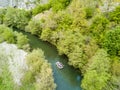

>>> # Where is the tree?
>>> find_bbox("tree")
[84,7,95,19]
[112,60,120,76]
[67,0,87,31]
[0,8,6,24]
[102,26,120,56]
[34,60,56,90]
[0,25,15,43]
[90,15,109,40]
[81,49,111,90]
[50,0,71,12]
[3,7,31,30]
[109,6,120,24]
[0,46,15,90]
[40,11,73,44]
[2,29,15,43]
[16,33,29,48]
[21,49,56,90]
[109,58,120,90]
[32,3,51,15]
[25,19,42,35]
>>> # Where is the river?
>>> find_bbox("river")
[0,0,82,89]
[18,30,82,90]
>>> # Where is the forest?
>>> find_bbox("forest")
[0,0,120,90]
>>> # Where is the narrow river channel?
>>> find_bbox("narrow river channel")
[0,0,82,87]
[18,30,82,90]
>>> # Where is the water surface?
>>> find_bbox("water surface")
[0,0,82,89]
[20,31,82,90]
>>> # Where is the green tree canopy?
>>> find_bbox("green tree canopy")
[81,49,111,90]
[109,6,120,24]
[3,7,31,30]
[21,49,56,90]
[16,32,29,49]
[50,0,71,12]
[102,26,120,56]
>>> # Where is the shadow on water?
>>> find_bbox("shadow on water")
[17,30,82,90]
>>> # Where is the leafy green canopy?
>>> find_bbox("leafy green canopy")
[102,26,120,56]
[84,7,95,19]
[0,25,29,49]
[50,0,72,11]
[90,15,109,39]
[21,49,56,90]
[32,3,51,15]
[0,8,6,24]
[81,49,111,90]
[16,0,120,90]
[25,19,42,35]
[109,6,120,24]
[3,7,31,30]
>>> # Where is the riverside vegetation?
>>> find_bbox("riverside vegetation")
[0,0,120,90]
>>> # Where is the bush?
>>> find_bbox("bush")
[102,26,120,56]
[2,29,15,43]
[32,3,51,15]
[81,49,111,90]
[109,6,120,24]
[0,8,6,24]
[85,7,95,19]
[50,0,71,12]
[0,25,29,49]
[90,15,109,43]
[25,19,42,35]
[21,49,56,90]
[0,25,15,43]
[3,7,31,30]
[16,32,29,49]
[0,49,15,90]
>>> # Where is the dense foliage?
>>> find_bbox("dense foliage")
[0,0,120,90]
[32,3,51,15]
[102,26,120,56]
[0,25,29,50]
[25,0,120,90]
[0,48,14,90]
[109,6,120,24]
[84,7,95,19]
[81,49,111,90]
[3,8,31,30]
[32,0,72,16]
[49,0,71,12]
[0,8,6,24]
[21,49,56,90]
[25,19,42,35]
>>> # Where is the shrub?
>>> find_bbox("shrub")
[81,49,111,90]
[25,19,42,35]
[0,25,29,49]
[0,25,15,43]
[85,7,95,19]
[102,26,120,56]
[16,33,29,49]
[50,0,71,12]
[32,3,51,15]
[0,8,6,24]
[109,6,120,24]
[90,15,109,43]
[3,7,31,30]
[21,49,56,90]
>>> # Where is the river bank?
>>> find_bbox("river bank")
[17,30,82,90]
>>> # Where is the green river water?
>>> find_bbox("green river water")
[0,1,82,89]
[17,30,82,90]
